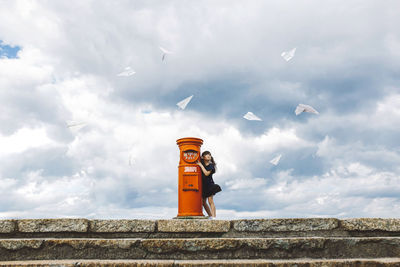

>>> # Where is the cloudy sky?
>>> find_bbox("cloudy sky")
[1,0,400,219]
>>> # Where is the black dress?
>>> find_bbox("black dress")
[201,163,222,198]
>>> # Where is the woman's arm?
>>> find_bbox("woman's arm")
[197,161,211,176]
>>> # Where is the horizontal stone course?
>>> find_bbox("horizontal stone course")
[1,237,400,260]
[1,259,400,267]
[0,218,399,237]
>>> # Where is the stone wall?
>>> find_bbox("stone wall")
[1,218,400,238]
[1,218,400,264]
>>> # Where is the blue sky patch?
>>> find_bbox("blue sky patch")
[0,40,21,59]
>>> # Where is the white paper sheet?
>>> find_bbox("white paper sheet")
[295,103,319,116]
[270,154,282,166]
[117,66,136,76]
[243,111,262,121]
[160,46,173,61]
[66,121,87,132]
[177,95,193,110]
[281,47,296,62]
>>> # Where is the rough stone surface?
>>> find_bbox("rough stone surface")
[0,238,144,261]
[142,238,241,254]
[90,220,156,233]
[45,238,141,250]
[0,260,174,266]
[1,259,400,267]
[3,218,400,237]
[141,237,400,259]
[175,258,400,267]
[233,218,339,232]
[0,221,15,234]
[2,218,400,263]
[157,219,230,232]
[17,219,88,233]
[341,218,400,232]
[141,237,328,255]
[1,237,400,261]
[0,239,43,250]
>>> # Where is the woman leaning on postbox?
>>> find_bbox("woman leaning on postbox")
[197,151,221,219]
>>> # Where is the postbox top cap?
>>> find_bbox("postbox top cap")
[176,137,203,145]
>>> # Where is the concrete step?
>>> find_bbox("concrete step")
[1,259,400,266]
[2,218,400,239]
[1,237,400,261]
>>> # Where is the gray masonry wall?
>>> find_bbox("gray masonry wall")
[1,218,400,263]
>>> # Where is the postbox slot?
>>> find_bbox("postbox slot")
[183,174,199,191]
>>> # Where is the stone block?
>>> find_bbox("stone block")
[89,220,156,233]
[157,219,230,232]
[17,219,88,233]
[142,238,241,253]
[0,220,15,233]
[233,218,339,232]
[341,218,400,231]
[0,239,43,250]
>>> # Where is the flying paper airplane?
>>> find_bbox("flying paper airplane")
[270,154,282,166]
[281,48,296,62]
[66,121,87,132]
[295,104,319,116]
[243,112,262,121]
[117,67,136,77]
[129,154,136,166]
[177,95,193,110]
[160,46,173,61]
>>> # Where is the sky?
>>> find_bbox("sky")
[1,0,400,219]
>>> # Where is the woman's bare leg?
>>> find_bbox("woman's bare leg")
[207,196,216,217]
[202,198,212,217]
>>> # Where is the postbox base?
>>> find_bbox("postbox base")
[173,215,209,219]
[177,211,204,217]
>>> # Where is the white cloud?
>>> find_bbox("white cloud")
[373,93,400,128]
[1,0,400,219]
[226,177,267,191]
[0,127,56,156]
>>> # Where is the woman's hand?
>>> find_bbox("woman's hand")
[197,161,211,176]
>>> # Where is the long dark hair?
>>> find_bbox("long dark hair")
[201,151,217,172]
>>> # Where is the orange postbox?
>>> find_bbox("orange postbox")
[176,137,205,217]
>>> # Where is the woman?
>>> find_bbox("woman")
[197,151,221,218]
